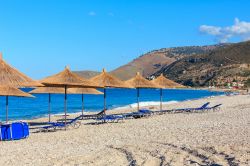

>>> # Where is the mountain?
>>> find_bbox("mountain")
[110,44,228,80]
[152,41,250,87]
[74,44,229,81]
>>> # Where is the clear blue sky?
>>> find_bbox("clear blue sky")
[0,0,249,79]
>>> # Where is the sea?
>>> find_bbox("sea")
[0,88,223,121]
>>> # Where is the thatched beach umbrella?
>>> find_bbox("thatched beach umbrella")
[151,74,185,111]
[0,85,34,123]
[0,53,41,123]
[125,72,161,111]
[29,87,65,122]
[90,69,131,113]
[0,53,43,87]
[67,88,103,119]
[40,67,101,129]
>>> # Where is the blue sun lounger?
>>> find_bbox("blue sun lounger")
[40,116,81,132]
[172,102,211,112]
[121,110,152,119]
[96,115,124,123]
[188,103,222,112]
[82,110,106,119]
[205,104,222,111]
[154,102,210,114]
[139,109,154,115]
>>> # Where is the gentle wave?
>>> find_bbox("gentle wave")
[112,100,179,110]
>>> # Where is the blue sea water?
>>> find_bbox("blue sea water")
[0,88,222,121]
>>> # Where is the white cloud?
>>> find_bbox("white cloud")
[199,18,250,43]
[88,11,96,16]
[199,25,222,36]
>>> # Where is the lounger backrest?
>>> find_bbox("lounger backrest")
[97,110,105,116]
[69,116,81,123]
[200,102,210,109]
[212,104,222,108]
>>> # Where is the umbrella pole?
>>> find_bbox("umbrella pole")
[137,88,140,111]
[104,88,106,114]
[160,88,163,111]
[81,94,84,120]
[64,85,67,130]
[48,93,51,122]
[6,96,8,123]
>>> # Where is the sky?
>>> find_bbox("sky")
[0,0,250,79]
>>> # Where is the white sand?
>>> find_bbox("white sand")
[0,95,250,165]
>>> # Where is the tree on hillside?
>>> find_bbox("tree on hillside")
[245,78,250,88]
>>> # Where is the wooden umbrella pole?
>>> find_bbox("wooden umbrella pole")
[48,93,51,122]
[160,88,163,111]
[6,96,9,123]
[64,85,67,130]
[137,88,140,111]
[104,88,106,114]
[81,94,84,120]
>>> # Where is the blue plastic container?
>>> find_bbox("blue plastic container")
[23,122,29,138]
[0,124,12,141]
[0,122,29,141]
[12,122,25,140]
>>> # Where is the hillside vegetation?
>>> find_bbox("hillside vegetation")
[153,41,250,87]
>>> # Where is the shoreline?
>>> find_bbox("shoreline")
[24,94,229,126]
[6,93,224,123]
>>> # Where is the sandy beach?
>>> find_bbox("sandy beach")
[0,94,250,166]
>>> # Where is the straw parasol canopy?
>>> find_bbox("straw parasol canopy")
[125,72,161,89]
[0,86,34,97]
[151,74,185,89]
[68,88,103,95]
[0,85,34,123]
[0,53,43,87]
[30,87,66,94]
[29,87,103,94]
[90,68,131,112]
[125,72,161,111]
[40,66,100,88]
[90,69,130,88]
[151,74,185,111]
[40,67,101,129]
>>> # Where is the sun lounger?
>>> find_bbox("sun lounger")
[40,115,81,132]
[172,102,210,113]
[82,110,106,119]
[96,115,124,123]
[205,104,222,111]
[154,102,210,114]
[122,110,151,119]
[139,109,155,115]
